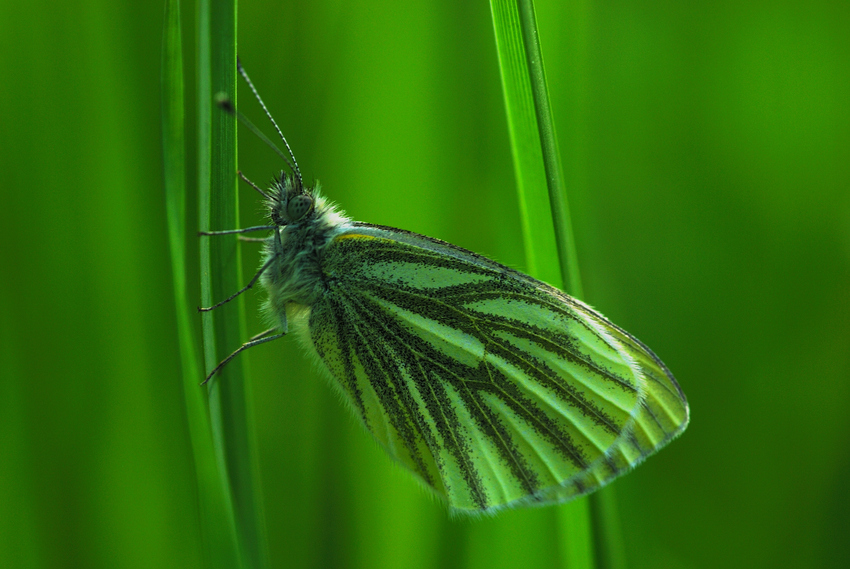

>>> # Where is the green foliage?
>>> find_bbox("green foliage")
[197,1,268,567]
[1,1,849,569]
[164,1,244,568]
[491,1,594,566]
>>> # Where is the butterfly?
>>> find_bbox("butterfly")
[202,62,689,515]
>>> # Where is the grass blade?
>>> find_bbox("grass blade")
[490,0,598,567]
[590,488,628,569]
[515,0,583,299]
[197,0,269,567]
[162,0,242,567]
[489,0,563,289]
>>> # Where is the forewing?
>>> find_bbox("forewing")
[307,224,689,514]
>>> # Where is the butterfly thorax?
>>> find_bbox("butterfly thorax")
[260,181,351,331]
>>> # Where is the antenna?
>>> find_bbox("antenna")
[237,58,303,186]
[215,93,297,174]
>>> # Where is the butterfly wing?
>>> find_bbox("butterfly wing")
[304,223,689,514]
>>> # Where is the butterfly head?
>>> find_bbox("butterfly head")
[269,171,315,226]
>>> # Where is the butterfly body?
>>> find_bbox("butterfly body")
[260,178,343,328]
[253,171,689,515]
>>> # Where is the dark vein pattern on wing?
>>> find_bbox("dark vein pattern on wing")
[313,236,667,507]
[336,286,493,508]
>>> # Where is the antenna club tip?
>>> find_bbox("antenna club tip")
[215,92,235,113]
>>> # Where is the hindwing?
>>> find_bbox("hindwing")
[306,223,688,514]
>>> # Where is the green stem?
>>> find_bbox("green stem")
[198,0,269,567]
[162,1,242,567]
[516,0,583,300]
[515,2,626,568]
[589,490,628,569]
[491,0,595,566]
[491,0,631,567]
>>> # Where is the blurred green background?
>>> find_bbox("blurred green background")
[2,0,848,568]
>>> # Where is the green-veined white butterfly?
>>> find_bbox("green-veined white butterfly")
[203,62,689,515]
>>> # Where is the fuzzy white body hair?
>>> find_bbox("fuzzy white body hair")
[260,190,351,335]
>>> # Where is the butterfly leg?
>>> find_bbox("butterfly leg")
[202,327,285,384]
[237,170,274,200]
[198,254,277,312]
[198,170,280,237]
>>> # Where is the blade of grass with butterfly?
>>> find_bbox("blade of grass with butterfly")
[204,52,688,520]
[192,2,687,568]
[490,1,687,567]
[489,0,597,562]
[162,0,245,568]
[196,0,269,568]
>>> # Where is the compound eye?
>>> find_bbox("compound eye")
[286,194,313,221]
